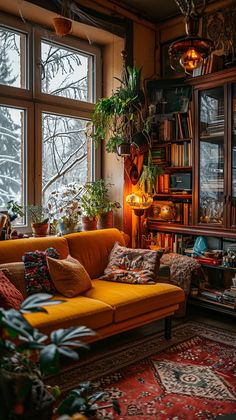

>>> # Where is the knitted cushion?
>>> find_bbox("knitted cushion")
[22,247,59,295]
[0,270,24,309]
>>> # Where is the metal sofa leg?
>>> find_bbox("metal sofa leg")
[165,316,172,340]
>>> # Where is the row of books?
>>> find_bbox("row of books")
[170,142,192,167]
[155,174,169,193]
[199,287,236,308]
[192,54,224,77]
[148,233,194,254]
[157,110,193,142]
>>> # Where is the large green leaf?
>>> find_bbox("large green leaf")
[39,343,59,375]
[20,293,64,313]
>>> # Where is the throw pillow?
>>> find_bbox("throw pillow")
[0,262,26,297]
[100,242,161,284]
[22,247,59,295]
[47,255,92,297]
[0,270,24,310]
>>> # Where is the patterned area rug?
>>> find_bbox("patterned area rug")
[48,321,236,419]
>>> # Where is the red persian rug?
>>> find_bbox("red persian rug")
[48,321,236,419]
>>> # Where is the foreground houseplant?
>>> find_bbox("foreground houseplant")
[0,293,95,419]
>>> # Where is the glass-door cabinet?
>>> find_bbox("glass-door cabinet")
[192,70,236,232]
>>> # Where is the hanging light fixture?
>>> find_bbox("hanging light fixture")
[169,0,214,75]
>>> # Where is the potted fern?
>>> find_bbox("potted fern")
[89,66,150,156]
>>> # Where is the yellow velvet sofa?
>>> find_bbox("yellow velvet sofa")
[0,228,184,341]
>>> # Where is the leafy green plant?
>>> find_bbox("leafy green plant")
[88,66,151,154]
[56,381,121,418]
[138,151,164,194]
[27,205,49,224]
[0,294,95,418]
[81,180,120,219]
[7,201,24,220]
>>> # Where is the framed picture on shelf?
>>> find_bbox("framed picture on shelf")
[161,40,185,79]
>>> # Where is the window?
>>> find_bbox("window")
[0,15,101,228]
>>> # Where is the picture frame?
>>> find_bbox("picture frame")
[161,40,185,79]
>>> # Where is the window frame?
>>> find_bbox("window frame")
[0,13,101,229]
[34,28,101,111]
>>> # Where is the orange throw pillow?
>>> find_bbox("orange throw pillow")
[47,255,92,298]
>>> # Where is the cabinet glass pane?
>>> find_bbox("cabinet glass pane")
[231,84,236,226]
[199,88,224,225]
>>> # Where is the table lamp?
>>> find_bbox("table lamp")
[126,191,153,248]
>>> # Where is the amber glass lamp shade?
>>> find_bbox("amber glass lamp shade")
[126,192,153,248]
[179,47,203,72]
[126,192,153,215]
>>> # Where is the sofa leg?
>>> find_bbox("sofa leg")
[165,316,172,340]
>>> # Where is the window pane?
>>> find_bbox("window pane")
[42,113,91,203]
[0,27,27,88]
[41,41,93,102]
[0,106,25,209]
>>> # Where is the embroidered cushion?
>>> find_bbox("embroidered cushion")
[22,247,59,295]
[47,255,92,298]
[0,270,24,309]
[100,242,161,284]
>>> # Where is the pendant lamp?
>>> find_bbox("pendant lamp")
[169,0,214,75]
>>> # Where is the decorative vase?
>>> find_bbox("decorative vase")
[31,222,49,237]
[53,17,72,36]
[97,211,113,229]
[81,216,97,231]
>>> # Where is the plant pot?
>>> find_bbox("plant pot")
[82,216,97,231]
[131,131,149,153]
[117,142,131,157]
[97,211,113,229]
[31,222,49,237]
[58,220,78,235]
[53,17,72,36]
[0,370,54,420]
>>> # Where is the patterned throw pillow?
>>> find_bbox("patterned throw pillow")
[0,270,24,310]
[22,247,59,295]
[100,242,161,284]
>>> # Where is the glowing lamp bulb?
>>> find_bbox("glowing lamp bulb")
[179,48,203,73]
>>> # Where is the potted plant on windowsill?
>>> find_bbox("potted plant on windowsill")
[88,66,151,157]
[0,293,95,420]
[27,205,49,237]
[80,180,121,231]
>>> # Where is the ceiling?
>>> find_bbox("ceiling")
[110,0,216,22]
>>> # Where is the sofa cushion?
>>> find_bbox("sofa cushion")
[0,236,69,264]
[47,255,92,297]
[65,228,125,279]
[24,295,114,334]
[84,280,185,322]
[23,248,59,295]
[100,242,161,284]
[0,270,24,309]
[0,262,26,297]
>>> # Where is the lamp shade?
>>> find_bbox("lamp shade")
[168,4,214,75]
[126,192,153,210]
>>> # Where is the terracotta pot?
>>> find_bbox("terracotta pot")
[97,211,113,229]
[53,17,72,36]
[82,216,97,231]
[31,222,49,237]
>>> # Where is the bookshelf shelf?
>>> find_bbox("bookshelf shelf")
[146,70,236,317]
